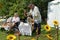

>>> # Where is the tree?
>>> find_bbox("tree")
[0,0,53,20]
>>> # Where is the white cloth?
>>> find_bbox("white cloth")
[3,25,10,31]
[18,22,32,36]
[0,19,6,22]
[54,0,60,2]
[29,6,41,23]
[7,17,12,22]
[47,1,60,27]
[7,17,20,23]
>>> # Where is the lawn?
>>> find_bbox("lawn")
[0,25,60,40]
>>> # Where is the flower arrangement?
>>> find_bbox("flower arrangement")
[44,20,59,40]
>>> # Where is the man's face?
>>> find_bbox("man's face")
[32,5,34,9]
[31,5,34,9]
[28,4,34,9]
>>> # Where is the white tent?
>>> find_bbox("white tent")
[47,0,60,27]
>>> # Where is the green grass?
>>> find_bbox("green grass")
[0,25,60,40]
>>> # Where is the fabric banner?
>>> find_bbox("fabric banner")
[47,1,60,27]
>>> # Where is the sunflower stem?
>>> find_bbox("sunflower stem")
[18,35,20,40]
[16,35,20,40]
[37,37,38,40]
[56,26,59,40]
[36,27,39,40]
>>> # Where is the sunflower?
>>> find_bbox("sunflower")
[7,34,16,40]
[46,34,53,40]
[53,20,59,26]
[44,24,51,31]
[31,38,35,40]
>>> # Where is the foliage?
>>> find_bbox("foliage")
[0,0,53,19]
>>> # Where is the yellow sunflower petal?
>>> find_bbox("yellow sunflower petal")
[53,20,59,26]
[46,34,53,39]
[44,24,51,31]
[31,38,35,40]
[7,34,16,40]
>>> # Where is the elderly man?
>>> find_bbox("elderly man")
[28,3,41,35]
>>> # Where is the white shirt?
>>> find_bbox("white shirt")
[7,17,12,22]
[29,6,41,23]
[12,17,20,23]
